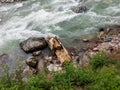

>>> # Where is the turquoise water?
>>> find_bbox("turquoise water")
[0,0,120,58]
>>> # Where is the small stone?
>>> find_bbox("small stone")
[93,48,99,51]
[103,38,112,42]
[33,51,41,56]
[82,38,89,42]
[47,64,62,71]
[1,0,26,3]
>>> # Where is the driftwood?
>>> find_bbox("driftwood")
[47,36,71,63]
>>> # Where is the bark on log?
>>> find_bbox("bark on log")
[47,36,71,63]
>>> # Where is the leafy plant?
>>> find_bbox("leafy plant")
[90,52,114,70]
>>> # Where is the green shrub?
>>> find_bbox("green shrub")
[27,72,55,90]
[71,68,94,86]
[0,57,120,90]
[54,62,94,89]
[90,52,114,70]
[87,69,120,90]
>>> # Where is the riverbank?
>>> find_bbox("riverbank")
[18,25,120,76]
[0,25,120,89]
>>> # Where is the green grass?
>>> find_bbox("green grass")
[0,52,120,90]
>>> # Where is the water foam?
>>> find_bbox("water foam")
[0,0,120,51]
[0,0,77,48]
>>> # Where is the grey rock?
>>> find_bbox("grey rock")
[0,53,9,65]
[0,0,26,3]
[26,56,38,68]
[73,6,88,13]
[103,38,112,42]
[20,37,48,53]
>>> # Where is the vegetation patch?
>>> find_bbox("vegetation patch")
[0,52,120,90]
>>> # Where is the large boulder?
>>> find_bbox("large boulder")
[20,37,48,53]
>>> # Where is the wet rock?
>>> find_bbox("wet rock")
[1,0,14,3]
[1,0,26,3]
[73,6,88,13]
[20,37,48,53]
[26,56,38,68]
[103,37,112,42]
[75,0,84,3]
[82,38,90,42]
[0,53,9,65]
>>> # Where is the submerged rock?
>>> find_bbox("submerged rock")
[0,0,26,3]
[0,53,10,65]
[20,37,48,53]
[75,0,84,3]
[73,6,88,13]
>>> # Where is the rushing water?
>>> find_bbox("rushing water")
[0,0,120,61]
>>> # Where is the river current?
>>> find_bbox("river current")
[0,0,120,61]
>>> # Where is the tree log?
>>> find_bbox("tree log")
[47,36,71,63]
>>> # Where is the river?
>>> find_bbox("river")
[0,0,120,62]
